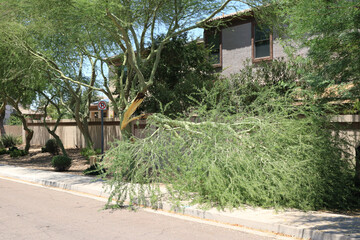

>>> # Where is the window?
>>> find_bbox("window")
[252,23,273,62]
[206,31,221,66]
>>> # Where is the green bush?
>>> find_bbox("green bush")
[8,146,18,152]
[102,84,359,211]
[81,148,101,160]
[83,163,105,176]
[0,148,8,155]
[1,135,21,148]
[51,155,72,171]
[9,149,27,158]
[136,33,216,117]
[44,139,59,155]
[7,115,22,125]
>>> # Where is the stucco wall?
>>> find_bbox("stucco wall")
[331,115,360,165]
[220,22,305,76]
[222,22,252,76]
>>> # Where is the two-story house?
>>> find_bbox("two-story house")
[204,9,306,76]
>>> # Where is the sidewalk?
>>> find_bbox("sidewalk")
[0,164,359,240]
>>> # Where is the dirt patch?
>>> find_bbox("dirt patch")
[0,148,91,176]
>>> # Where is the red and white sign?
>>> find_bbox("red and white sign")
[98,100,107,110]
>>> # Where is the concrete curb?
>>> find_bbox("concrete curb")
[0,164,359,240]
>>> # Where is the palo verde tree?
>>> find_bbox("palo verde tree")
[0,41,44,152]
[1,0,249,138]
[0,0,116,148]
[102,0,243,133]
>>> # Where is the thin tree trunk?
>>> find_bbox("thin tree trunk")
[40,94,68,157]
[6,98,33,152]
[0,115,5,136]
[0,102,6,136]
[75,117,94,149]
[24,128,33,152]
[43,120,68,157]
[355,146,360,188]
[49,132,67,157]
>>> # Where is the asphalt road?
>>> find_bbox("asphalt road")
[0,178,291,240]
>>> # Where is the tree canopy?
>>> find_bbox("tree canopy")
[257,0,360,99]
[139,33,217,116]
[0,0,245,140]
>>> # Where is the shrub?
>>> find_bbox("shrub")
[7,115,22,125]
[8,146,18,152]
[44,139,59,155]
[83,163,105,176]
[1,135,21,148]
[9,149,27,158]
[0,148,8,155]
[51,155,72,171]
[81,148,101,160]
[16,136,23,145]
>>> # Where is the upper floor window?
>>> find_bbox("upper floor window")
[205,31,221,67]
[252,23,273,62]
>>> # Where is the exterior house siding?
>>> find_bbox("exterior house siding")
[204,11,306,76]
[219,22,288,76]
[222,22,252,76]
[3,105,14,125]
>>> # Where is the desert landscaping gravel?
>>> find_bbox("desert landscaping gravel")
[0,148,90,176]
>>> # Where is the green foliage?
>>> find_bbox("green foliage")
[342,100,360,115]
[80,148,101,160]
[51,155,72,172]
[8,146,18,152]
[44,139,59,155]
[268,0,360,96]
[7,115,22,125]
[45,104,73,120]
[83,163,105,176]
[0,135,21,148]
[9,149,27,158]
[101,78,359,211]
[0,148,8,155]
[139,33,216,116]
[194,58,306,116]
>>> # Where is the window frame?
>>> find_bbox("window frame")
[204,30,222,68]
[251,21,273,63]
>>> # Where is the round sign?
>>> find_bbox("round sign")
[98,100,107,110]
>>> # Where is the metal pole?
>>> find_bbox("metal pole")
[101,109,104,155]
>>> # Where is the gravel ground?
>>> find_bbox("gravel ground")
[0,148,91,176]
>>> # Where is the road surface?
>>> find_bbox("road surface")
[0,178,292,240]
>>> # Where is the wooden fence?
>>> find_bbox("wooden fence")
[3,115,360,157]
[2,125,23,137]
[3,119,147,150]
